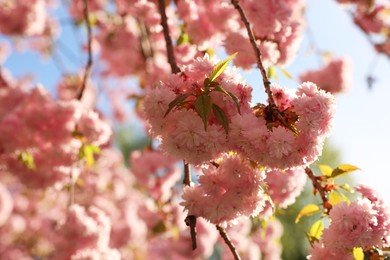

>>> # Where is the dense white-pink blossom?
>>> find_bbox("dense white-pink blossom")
[0,0,47,36]
[230,82,335,169]
[144,55,252,165]
[52,204,120,260]
[180,155,266,225]
[265,167,307,208]
[299,58,352,94]
[0,84,111,189]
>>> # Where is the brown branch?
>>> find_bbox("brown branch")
[183,161,191,186]
[183,161,197,249]
[230,0,292,131]
[216,225,241,260]
[305,167,332,214]
[157,0,180,74]
[230,0,273,103]
[77,0,93,100]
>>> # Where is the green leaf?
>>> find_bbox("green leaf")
[209,52,238,82]
[267,66,277,79]
[204,78,220,89]
[318,164,333,177]
[353,247,364,260]
[18,151,36,170]
[295,204,321,224]
[309,219,324,240]
[194,94,212,130]
[212,104,229,134]
[79,144,101,168]
[214,85,241,114]
[331,164,360,178]
[279,67,292,79]
[164,93,192,117]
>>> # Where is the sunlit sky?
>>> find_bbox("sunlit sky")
[2,1,390,203]
[279,0,390,204]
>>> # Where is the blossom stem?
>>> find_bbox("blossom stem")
[305,167,332,214]
[183,161,191,186]
[183,162,197,249]
[216,225,241,260]
[158,0,195,248]
[230,0,291,131]
[78,0,93,100]
[157,0,180,74]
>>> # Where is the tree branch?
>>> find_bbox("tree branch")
[216,225,241,260]
[305,167,332,214]
[77,0,93,100]
[183,161,197,249]
[157,0,180,74]
[230,0,291,131]
[157,0,195,248]
[183,161,191,186]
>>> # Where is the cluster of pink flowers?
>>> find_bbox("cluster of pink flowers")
[299,58,352,94]
[52,204,121,260]
[176,0,305,69]
[144,56,335,169]
[217,217,283,259]
[0,0,47,36]
[230,82,335,169]
[143,55,252,165]
[181,155,267,225]
[265,167,307,208]
[336,0,390,56]
[130,150,181,202]
[308,185,390,259]
[236,0,305,67]
[0,81,111,189]
[94,0,197,82]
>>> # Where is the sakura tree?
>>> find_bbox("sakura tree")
[0,0,389,259]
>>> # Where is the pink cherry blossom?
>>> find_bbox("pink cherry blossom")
[181,155,266,225]
[299,58,352,94]
[265,167,307,208]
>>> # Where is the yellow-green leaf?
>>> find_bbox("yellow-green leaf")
[279,67,292,79]
[267,66,277,79]
[340,192,351,204]
[309,219,324,240]
[209,53,237,82]
[318,164,333,177]
[79,144,101,168]
[353,247,364,260]
[331,164,360,178]
[177,32,190,45]
[329,191,343,206]
[18,151,36,170]
[295,204,321,224]
[340,184,354,193]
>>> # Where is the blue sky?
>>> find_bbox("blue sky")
[2,0,390,203]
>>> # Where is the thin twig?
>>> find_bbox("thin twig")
[157,0,180,74]
[230,0,291,131]
[183,161,191,186]
[305,167,332,214]
[216,225,241,260]
[183,162,197,249]
[157,0,195,248]
[77,0,93,100]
